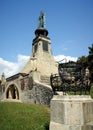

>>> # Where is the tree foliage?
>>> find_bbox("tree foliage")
[88,44,93,82]
[77,44,93,82]
[77,56,88,69]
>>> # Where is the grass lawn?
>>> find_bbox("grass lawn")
[0,102,50,130]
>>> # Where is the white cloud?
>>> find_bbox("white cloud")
[0,54,77,79]
[0,55,30,78]
[54,54,77,62]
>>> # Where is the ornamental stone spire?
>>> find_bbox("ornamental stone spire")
[35,12,48,37]
[1,72,6,86]
[38,11,46,28]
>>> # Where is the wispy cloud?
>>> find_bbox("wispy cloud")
[0,54,77,78]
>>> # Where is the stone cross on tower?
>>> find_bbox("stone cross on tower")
[38,12,46,28]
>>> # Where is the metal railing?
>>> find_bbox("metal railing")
[50,61,91,95]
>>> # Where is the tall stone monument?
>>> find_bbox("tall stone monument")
[21,12,58,79]
[0,12,58,105]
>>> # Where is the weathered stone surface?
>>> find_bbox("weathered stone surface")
[21,36,58,76]
[0,72,53,106]
[50,95,93,130]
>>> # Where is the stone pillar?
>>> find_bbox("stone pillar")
[50,95,93,130]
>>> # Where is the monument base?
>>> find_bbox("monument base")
[50,95,93,130]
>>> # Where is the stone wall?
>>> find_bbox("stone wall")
[0,73,53,106]
[19,80,53,106]
[33,81,53,105]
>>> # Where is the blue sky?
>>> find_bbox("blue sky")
[0,0,93,77]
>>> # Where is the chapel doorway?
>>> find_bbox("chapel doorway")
[6,84,19,99]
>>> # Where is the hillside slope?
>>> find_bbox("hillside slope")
[0,102,50,130]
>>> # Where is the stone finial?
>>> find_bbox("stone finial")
[1,72,6,86]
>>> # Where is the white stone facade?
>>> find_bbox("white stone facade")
[21,36,58,76]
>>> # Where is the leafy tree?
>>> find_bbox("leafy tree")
[88,44,93,82]
[77,56,88,69]
[77,44,93,82]
[88,44,93,55]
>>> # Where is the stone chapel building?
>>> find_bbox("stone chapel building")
[0,12,58,105]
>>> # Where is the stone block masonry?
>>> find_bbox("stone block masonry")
[50,95,93,130]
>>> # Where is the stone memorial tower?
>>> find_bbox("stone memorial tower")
[0,12,58,105]
[21,12,58,82]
